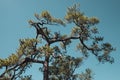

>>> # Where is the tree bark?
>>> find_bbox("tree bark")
[43,56,49,80]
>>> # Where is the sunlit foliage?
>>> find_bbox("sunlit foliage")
[0,3,115,80]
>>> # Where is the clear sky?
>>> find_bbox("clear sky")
[0,0,120,80]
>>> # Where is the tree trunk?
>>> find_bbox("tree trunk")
[43,56,49,80]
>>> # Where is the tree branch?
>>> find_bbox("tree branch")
[49,36,94,51]
[49,36,80,44]
[0,57,44,78]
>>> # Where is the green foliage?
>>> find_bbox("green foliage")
[65,4,99,25]
[79,68,93,80]
[20,75,32,80]
[0,3,115,80]
[34,11,65,26]
[64,4,115,63]
[39,45,54,57]
[49,55,83,80]
[0,54,18,68]
[17,38,39,56]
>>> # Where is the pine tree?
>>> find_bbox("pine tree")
[0,4,115,80]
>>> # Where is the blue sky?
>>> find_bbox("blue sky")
[0,0,120,80]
